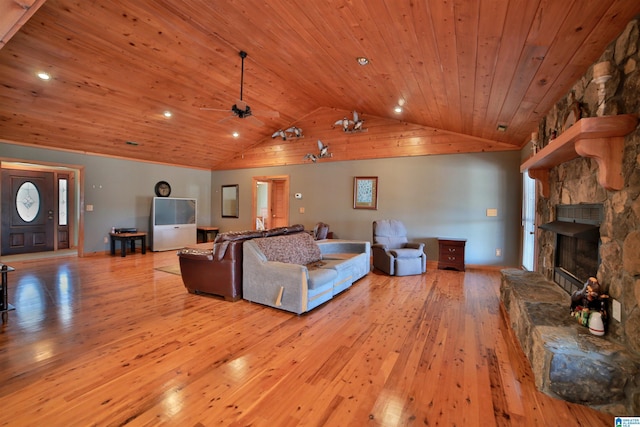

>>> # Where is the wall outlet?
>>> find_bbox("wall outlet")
[612,299,621,322]
[86,204,94,212]
[495,248,502,257]
[103,236,109,244]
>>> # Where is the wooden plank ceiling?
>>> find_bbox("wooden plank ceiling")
[0,0,639,170]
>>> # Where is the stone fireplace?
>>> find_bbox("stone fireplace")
[512,16,640,415]
[532,17,640,351]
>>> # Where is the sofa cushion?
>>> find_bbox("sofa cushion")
[253,232,322,265]
[307,260,327,270]
[308,267,338,290]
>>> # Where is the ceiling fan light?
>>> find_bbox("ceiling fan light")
[356,57,369,66]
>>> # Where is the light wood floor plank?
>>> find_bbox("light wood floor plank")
[0,250,613,426]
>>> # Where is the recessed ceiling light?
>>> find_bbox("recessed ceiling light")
[232,131,239,138]
[125,140,139,146]
[37,72,50,80]
[394,106,403,113]
[497,124,507,132]
[163,111,172,118]
[356,57,369,66]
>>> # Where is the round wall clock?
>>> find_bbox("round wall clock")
[154,181,171,197]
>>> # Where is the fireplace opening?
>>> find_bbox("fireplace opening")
[555,234,600,294]
[540,204,602,295]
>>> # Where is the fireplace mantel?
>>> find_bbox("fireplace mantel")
[521,114,638,197]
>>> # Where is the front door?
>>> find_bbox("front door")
[1,169,55,255]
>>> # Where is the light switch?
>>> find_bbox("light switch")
[486,208,498,217]
[86,204,94,212]
[299,207,305,214]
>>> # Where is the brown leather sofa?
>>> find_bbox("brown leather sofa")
[177,224,304,301]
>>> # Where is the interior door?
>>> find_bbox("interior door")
[1,169,55,255]
[270,180,287,228]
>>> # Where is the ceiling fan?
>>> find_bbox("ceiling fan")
[200,51,279,126]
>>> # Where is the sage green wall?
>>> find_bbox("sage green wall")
[0,142,211,254]
[211,151,522,267]
[1,141,521,265]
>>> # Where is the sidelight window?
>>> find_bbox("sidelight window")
[59,178,68,226]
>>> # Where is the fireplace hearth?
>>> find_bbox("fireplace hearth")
[500,268,639,415]
[539,204,602,295]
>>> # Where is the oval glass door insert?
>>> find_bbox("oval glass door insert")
[16,181,40,222]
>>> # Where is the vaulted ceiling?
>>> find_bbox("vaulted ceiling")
[1,1,639,170]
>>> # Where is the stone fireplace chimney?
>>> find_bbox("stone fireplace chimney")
[514,16,640,415]
[531,18,640,355]
[527,13,640,358]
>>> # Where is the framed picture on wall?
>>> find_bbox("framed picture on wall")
[353,176,378,210]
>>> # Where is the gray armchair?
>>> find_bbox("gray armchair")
[372,219,426,276]
[313,222,330,240]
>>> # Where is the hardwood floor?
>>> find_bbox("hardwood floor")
[0,250,612,426]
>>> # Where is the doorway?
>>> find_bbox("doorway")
[1,161,82,257]
[252,175,289,230]
[521,171,536,271]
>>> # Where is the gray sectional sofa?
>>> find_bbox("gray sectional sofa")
[243,232,370,314]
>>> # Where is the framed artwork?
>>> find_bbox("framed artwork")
[353,176,378,210]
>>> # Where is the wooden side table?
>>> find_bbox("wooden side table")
[438,238,466,272]
[197,226,219,243]
[110,232,147,257]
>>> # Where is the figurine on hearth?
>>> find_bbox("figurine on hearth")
[570,277,609,326]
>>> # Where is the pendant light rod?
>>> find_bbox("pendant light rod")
[239,50,247,101]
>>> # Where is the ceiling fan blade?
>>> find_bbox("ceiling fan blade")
[252,110,280,118]
[200,107,230,112]
[217,115,235,124]
[245,115,264,127]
